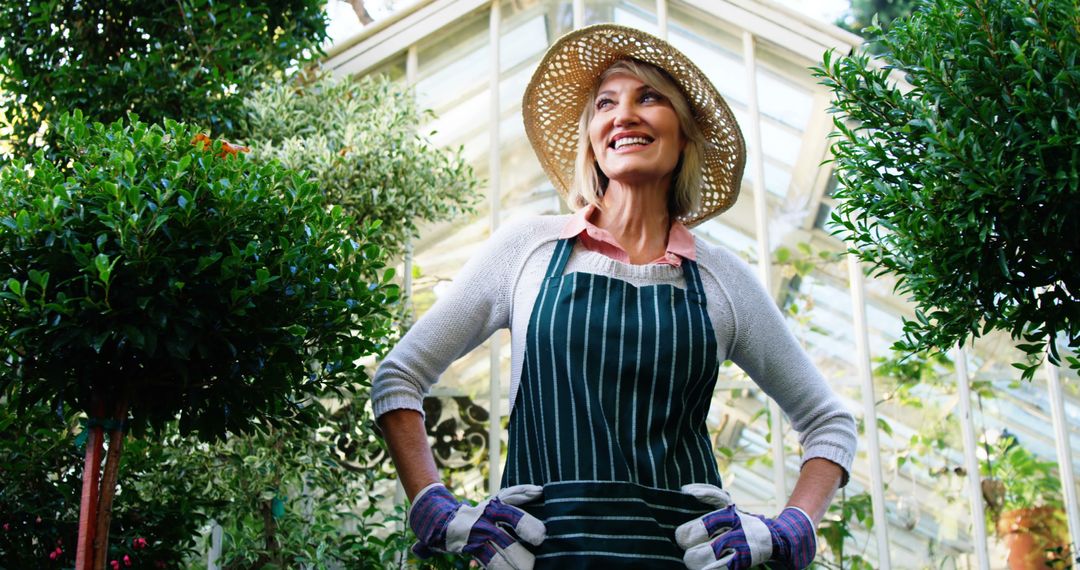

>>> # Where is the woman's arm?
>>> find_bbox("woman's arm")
[379,409,440,501]
[786,457,844,524]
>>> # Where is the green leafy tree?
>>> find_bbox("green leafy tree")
[157,74,482,567]
[0,0,328,161]
[815,0,1079,378]
[237,73,481,257]
[0,112,398,568]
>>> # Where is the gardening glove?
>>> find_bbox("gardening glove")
[676,483,816,570]
[409,482,546,569]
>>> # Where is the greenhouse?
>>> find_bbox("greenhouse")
[0,0,1077,569]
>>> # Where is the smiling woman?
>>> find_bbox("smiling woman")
[373,24,857,569]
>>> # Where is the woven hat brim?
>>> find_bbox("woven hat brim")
[522,24,746,227]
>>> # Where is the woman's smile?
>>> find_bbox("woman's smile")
[609,131,655,152]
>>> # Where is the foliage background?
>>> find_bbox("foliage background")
[0,0,481,557]
[236,73,480,259]
[838,0,918,35]
[0,0,328,161]
[816,0,1079,377]
[163,72,482,568]
[0,402,219,568]
[0,113,397,439]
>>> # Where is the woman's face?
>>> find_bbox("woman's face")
[588,72,686,191]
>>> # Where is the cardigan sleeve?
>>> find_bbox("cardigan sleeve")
[371,219,527,419]
[701,245,858,485]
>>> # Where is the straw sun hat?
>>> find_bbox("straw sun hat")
[523,24,746,227]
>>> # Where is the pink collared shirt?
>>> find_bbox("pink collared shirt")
[559,204,696,267]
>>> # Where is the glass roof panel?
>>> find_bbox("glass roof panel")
[613,0,659,35]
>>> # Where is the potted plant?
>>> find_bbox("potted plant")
[981,434,1070,569]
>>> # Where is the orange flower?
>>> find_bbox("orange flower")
[191,133,250,158]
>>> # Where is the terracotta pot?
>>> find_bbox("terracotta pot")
[996,506,1070,570]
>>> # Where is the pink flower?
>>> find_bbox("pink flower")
[110,560,120,570]
[50,551,58,560]
[132,537,148,549]
[2,523,8,531]
[123,554,132,566]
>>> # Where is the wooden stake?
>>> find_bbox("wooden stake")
[75,401,106,570]
[92,398,129,570]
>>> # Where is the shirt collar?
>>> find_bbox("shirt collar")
[559,204,697,262]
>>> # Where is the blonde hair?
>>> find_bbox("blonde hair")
[569,59,705,219]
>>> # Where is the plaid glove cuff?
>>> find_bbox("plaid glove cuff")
[409,483,460,550]
[766,507,816,569]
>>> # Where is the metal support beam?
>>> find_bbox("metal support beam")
[206,522,222,570]
[404,45,418,330]
[953,346,990,570]
[848,255,891,569]
[1045,351,1080,563]
[656,0,668,40]
[741,30,786,512]
[393,44,421,568]
[487,0,503,495]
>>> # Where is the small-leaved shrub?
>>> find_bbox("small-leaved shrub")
[0,109,397,440]
[815,0,1079,376]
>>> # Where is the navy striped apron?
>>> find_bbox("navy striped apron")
[503,237,723,568]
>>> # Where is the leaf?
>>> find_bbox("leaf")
[877,418,893,437]
[93,253,121,285]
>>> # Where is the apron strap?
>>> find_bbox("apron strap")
[545,237,576,280]
[681,258,707,305]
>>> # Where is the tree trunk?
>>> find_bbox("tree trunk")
[75,400,106,570]
[92,398,130,570]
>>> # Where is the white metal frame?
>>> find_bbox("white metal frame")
[953,346,991,570]
[848,256,892,568]
[741,29,788,512]
[487,0,503,494]
[1045,352,1080,562]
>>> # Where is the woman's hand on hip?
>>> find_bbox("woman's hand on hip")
[409,483,547,569]
[676,483,816,569]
